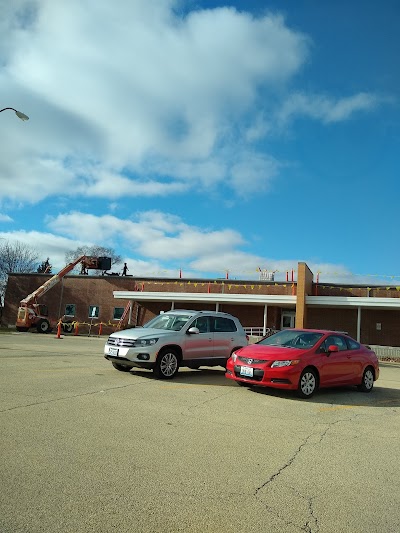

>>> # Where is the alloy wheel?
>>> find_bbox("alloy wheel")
[299,370,317,398]
[363,369,374,390]
[160,352,178,377]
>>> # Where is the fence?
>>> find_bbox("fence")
[370,345,400,361]
[244,327,278,338]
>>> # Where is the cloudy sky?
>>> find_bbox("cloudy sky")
[0,0,399,283]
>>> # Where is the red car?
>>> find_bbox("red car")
[225,328,379,398]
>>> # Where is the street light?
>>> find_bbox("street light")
[0,107,29,121]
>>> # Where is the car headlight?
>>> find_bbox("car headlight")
[271,359,300,368]
[133,338,159,347]
[231,352,237,362]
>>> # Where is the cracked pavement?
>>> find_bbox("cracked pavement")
[1,333,399,532]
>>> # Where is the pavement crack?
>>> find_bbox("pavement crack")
[182,388,236,413]
[254,427,329,532]
[258,485,320,533]
[254,432,313,495]
[0,382,145,413]
[304,495,319,533]
[263,504,306,532]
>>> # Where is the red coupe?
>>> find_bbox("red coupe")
[225,328,379,398]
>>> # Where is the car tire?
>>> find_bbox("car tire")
[357,367,374,392]
[298,368,318,398]
[154,348,179,379]
[112,362,131,372]
[36,319,50,333]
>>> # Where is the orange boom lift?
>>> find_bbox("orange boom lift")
[16,256,111,333]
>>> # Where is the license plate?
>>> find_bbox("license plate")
[240,366,253,377]
[108,347,119,356]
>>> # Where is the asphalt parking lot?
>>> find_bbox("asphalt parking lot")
[1,333,400,533]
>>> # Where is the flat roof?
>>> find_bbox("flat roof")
[113,291,400,311]
[113,291,297,307]
[306,295,400,310]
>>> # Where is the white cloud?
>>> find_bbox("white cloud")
[1,211,367,283]
[46,210,244,261]
[277,92,381,126]
[230,152,280,196]
[116,258,181,278]
[0,213,13,222]
[0,230,89,269]
[0,1,311,204]
[41,209,358,281]
[244,113,272,142]
[46,212,124,243]
[75,167,191,199]
[0,2,384,206]
[0,2,390,285]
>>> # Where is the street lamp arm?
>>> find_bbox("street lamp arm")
[0,107,29,121]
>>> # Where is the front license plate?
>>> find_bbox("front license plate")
[108,347,119,356]
[240,366,253,377]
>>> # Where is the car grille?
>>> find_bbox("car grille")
[238,356,268,365]
[233,365,264,381]
[107,337,136,348]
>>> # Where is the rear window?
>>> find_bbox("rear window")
[211,317,237,333]
[346,338,360,350]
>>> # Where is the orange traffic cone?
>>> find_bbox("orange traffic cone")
[74,322,79,336]
[99,322,103,336]
[55,321,62,339]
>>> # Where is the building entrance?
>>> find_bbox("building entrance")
[281,311,296,329]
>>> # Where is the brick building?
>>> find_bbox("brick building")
[3,262,400,346]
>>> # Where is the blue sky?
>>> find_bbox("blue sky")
[0,0,399,284]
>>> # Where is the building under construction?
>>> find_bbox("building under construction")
[2,262,400,347]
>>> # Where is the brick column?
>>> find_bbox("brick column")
[295,262,314,328]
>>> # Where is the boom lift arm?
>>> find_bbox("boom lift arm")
[16,256,107,332]
[19,256,98,307]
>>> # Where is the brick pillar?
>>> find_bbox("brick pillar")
[295,262,314,328]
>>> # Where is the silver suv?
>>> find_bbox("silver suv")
[104,309,248,379]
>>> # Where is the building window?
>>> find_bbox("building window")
[113,307,124,320]
[65,304,76,317]
[88,305,100,319]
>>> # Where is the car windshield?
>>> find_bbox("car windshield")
[258,330,323,348]
[143,314,193,331]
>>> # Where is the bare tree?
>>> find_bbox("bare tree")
[37,257,52,274]
[0,240,39,306]
[65,245,122,274]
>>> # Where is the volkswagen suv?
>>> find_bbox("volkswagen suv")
[104,310,248,379]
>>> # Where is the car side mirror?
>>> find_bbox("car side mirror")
[187,327,200,335]
[327,344,339,354]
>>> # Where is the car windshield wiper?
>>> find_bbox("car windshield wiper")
[264,343,285,347]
